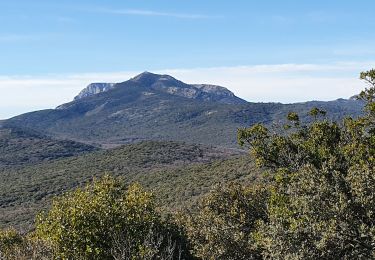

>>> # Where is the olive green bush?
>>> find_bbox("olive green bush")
[0,228,53,260]
[180,183,269,259]
[0,228,23,258]
[35,175,189,259]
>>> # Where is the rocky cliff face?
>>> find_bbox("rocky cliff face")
[74,83,115,100]
[73,72,247,105]
[129,72,248,104]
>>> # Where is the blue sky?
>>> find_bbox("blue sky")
[1,0,375,118]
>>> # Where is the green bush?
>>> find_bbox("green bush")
[0,228,23,257]
[0,228,52,260]
[35,175,189,259]
[180,183,269,259]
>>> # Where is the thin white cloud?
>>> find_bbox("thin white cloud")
[158,63,372,103]
[333,47,375,56]
[102,8,217,19]
[0,62,373,119]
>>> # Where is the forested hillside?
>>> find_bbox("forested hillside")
[0,141,258,230]
[0,126,97,169]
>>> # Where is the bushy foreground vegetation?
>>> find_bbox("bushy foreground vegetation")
[179,184,269,259]
[35,176,191,259]
[1,176,192,259]
[0,70,373,259]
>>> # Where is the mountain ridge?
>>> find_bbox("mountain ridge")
[4,72,364,148]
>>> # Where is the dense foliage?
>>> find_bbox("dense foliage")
[0,228,23,257]
[237,69,375,259]
[34,175,190,259]
[0,228,53,259]
[0,176,192,259]
[180,183,269,259]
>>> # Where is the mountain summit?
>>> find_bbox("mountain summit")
[73,72,247,105]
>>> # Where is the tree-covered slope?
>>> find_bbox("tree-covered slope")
[0,141,257,230]
[0,126,97,169]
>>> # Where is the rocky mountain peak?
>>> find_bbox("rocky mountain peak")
[72,72,247,105]
[128,72,247,104]
[74,83,116,100]
[130,71,180,86]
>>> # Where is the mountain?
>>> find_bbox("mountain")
[3,72,364,148]
[0,126,97,169]
[73,72,247,105]
[0,141,252,229]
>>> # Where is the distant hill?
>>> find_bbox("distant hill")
[0,141,254,230]
[3,72,364,148]
[0,126,97,168]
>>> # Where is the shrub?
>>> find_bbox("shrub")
[0,228,23,258]
[35,175,189,259]
[180,183,269,259]
[0,228,53,260]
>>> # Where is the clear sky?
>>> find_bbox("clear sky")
[1,0,375,119]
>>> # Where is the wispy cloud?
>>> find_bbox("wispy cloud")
[332,47,375,56]
[101,8,217,19]
[0,62,373,119]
